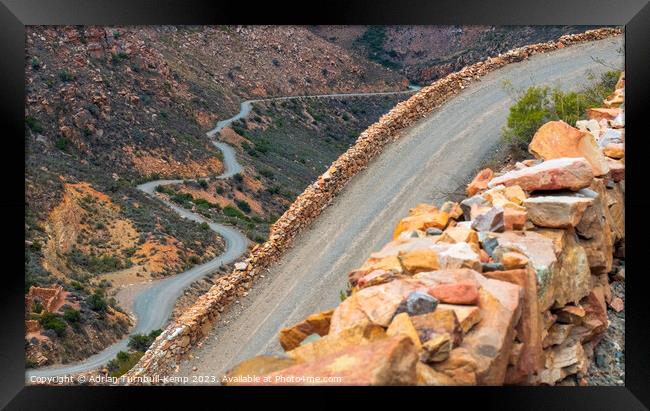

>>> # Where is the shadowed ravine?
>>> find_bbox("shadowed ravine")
[26,86,419,380]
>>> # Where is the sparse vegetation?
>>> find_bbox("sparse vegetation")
[127,329,162,351]
[39,312,67,337]
[501,70,620,157]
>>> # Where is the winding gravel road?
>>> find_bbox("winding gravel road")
[26,84,419,380]
[176,37,624,383]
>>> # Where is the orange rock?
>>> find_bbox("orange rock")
[286,323,386,363]
[503,207,527,231]
[437,304,482,334]
[432,347,478,385]
[258,335,419,385]
[329,279,423,333]
[488,157,594,192]
[437,226,479,248]
[504,185,527,205]
[467,168,494,196]
[410,308,463,347]
[398,248,440,274]
[428,282,479,305]
[587,107,622,121]
[279,309,334,351]
[416,362,457,385]
[529,121,609,176]
[356,269,400,289]
[440,201,464,220]
[501,251,529,269]
[609,296,624,312]
[523,196,593,228]
[393,210,450,239]
[223,355,297,385]
[386,312,422,350]
[482,268,543,384]
[603,143,624,159]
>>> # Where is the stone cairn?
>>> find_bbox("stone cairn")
[124,28,623,383]
[223,71,625,386]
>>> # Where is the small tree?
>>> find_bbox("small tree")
[87,291,108,312]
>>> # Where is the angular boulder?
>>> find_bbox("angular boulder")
[528,121,609,176]
[279,309,334,351]
[437,304,482,334]
[587,107,621,121]
[482,268,543,384]
[523,196,593,228]
[488,157,593,192]
[260,335,419,385]
[386,312,423,350]
[410,308,463,347]
[286,323,386,363]
[467,168,494,196]
[393,206,450,239]
[428,282,479,305]
[471,206,505,233]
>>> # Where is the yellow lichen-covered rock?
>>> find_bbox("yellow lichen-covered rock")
[259,335,419,386]
[279,309,334,351]
[386,312,423,350]
[286,323,386,363]
[393,210,450,239]
[398,248,440,274]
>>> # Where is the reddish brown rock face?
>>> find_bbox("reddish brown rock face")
[259,335,420,386]
[488,157,593,192]
[528,121,609,176]
[428,282,479,305]
[467,168,494,196]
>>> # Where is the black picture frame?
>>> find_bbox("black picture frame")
[3,0,648,408]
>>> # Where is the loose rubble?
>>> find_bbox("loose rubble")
[221,70,625,386]
[123,28,623,383]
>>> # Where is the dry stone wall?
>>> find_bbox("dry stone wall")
[224,70,625,386]
[124,27,623,382]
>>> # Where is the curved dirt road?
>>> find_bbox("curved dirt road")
[176,37,624,382]
[26,84,418,379]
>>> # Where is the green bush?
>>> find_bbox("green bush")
[25,116,43,133]
[58,70,73,82]
[32,301,44,313]
[199,222,210,230]
[502,70,621,155]
[39,312,67,337]
[259,169,274,179]
[55,137,69,151]
[107,350,144,378]
[223,205,246,220]
[127,329,162,352]
[233,173,244,184]
[198,179,208,189]
[87,291,108,312]
[63,308,80,323]
[235,199,251,214]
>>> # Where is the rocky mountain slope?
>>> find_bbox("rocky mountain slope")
[310,26,598,85]
[24,25,411,368]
